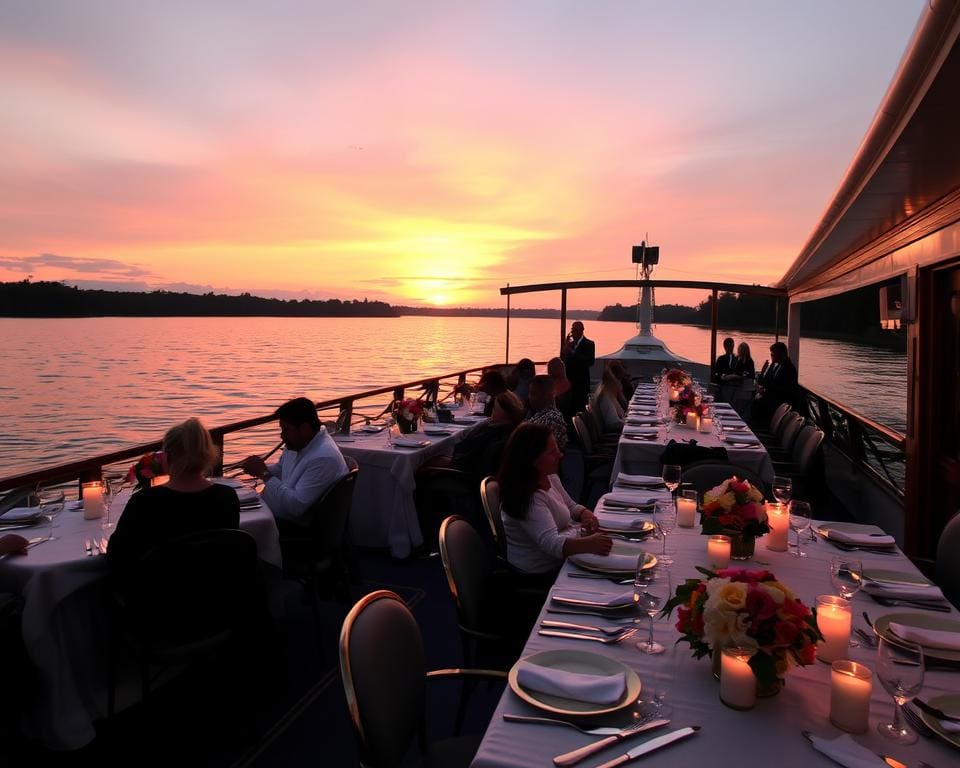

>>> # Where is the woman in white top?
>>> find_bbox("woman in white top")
[595,368,625,434]
[499,423,612,576]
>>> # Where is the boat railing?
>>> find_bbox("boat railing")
[0,362,529,497]
[799,385,906,499]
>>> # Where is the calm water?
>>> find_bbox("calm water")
[0,316,907,478]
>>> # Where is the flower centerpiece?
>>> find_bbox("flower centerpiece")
[394,398,424,434]
[665,368,692,395]
[701,476,770,559]
[663,566,822,694]
[452,381,473,406]
[126,451,168,490]
[672,384,706,424]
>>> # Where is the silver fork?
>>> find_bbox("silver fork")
[538,628,638,644]
[541,620,635,636]
[503,713,643,736]
[901,703,937,739]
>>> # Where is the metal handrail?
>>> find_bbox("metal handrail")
[0,361,524,495]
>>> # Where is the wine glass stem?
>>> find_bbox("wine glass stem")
[796,530,803,556]
[892,699,906,732]
[661,532,667,556]
[648,615,655,646]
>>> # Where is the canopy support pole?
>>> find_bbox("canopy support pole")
[709,288,718,381]
[559,288,568,355]
[505,287,511,364]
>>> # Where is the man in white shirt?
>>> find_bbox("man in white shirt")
[242,397,348,525]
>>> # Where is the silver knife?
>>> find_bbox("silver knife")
[553,719,670,767]
[594,726,700,768]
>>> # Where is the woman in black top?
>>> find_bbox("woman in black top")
[108,417,240,573]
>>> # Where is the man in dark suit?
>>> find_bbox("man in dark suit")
[753,341,798,423]
[712,337,737,384]
[561,321,595,413]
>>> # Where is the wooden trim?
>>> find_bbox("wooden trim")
[500,279,786,296]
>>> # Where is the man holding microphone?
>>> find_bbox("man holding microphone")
[561,321,595,413]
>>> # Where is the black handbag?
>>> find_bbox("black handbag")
[659,439,728,466]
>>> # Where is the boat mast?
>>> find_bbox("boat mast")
[633,237,657,336]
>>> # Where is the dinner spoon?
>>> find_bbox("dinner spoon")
[541,620,633,636]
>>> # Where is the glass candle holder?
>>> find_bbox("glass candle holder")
[830,660,872,733]
[81,480,104,520]
[707,535,731,569]
[677,490,698,528]
[765,502,789,551]
[816,595,852,663]
[720,647,756,710]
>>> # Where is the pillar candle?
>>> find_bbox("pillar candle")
[816,595,852,662]
[686,412,698,429]
[707,535,731,568]
[82,481,103,520]
[720,647,756,710]
[670,388,680,401]
[150,474,170,487]
[765,502,789,551]
[677,496,697,528]
[830,660,872,733]
[699,416,713,433]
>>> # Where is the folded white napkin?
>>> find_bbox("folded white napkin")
[572,551,644,571]
[552,589,635,607]
[940,717,960,733]
[861,581,946,602]
[625,416,659,426]
[515,661,625,704]
[807,733,885,768]
[616,473,664,486]
[0,507,42,523]
[595,513,651,531]
[236,488,260,504]
[602,491,657,507]
[622,426,659,437]
[823,528,896,547]
[722,434,760,445]
[888,622,960,651]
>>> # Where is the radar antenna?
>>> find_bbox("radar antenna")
[631,238,659,336]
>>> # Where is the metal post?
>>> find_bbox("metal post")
[775,298,782,342]
[709,288,718,380]
[505,288,511,364]
[787,300,802,372]
[560,287,567,354]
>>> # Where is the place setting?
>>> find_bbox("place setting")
[860,568,953,611]
[814,522,899,554]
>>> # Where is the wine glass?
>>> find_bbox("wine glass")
[876,636,924,744]
[634,565,671,655]
[384,415,396,447]
[101,475,114,530]
[37,485,65,541]
[788,500,811,558]
[772,476,792,507]
[830,556,863,646]
[662,464,681,495]
[654,502,676,565]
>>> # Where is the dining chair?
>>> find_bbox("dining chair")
[107,528,260,717]
[339,589,507,768]
[936,512,960,608]
[279,456,359,620]
[771,425,826,501]
[752,402,792,439]
[571,414,616,504]
[413,466,483,555]
[478,476,506,562]
[765,412,805,459]
[681,460,769,499]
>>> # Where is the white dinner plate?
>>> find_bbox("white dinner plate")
[569,545,657,575]
[918,694,960,750]
[873,613,960,662]
[508,650,641,716]
[422,428,453,436]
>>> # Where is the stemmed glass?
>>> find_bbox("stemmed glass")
[634,565,671,655]
[661,464,681,520]
[772,476,792,507]
[37,485,65,541]
[101,475,114,530]
[654,502,676,565]
[384,415,396,447]
[830,556,863,646]
[789,500,811,557]
[876,636,924,744]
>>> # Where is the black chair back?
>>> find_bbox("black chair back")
[340,590,426,768]
[439,515,492,635]
[682,460,769,499]
[305,456,359,556]
[778,412,804,453]
[479,476,505,560]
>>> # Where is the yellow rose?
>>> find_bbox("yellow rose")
[764,581,795,601]
[718,491,737,510]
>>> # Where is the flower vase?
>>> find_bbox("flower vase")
[728,532,755,560]
[397,415,418,434]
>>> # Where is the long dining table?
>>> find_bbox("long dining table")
[472,503,959,767]
[334,410,488,558]
[0,484,281,751]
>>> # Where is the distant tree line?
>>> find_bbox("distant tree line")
[0,281,398,317]
[394,306,597,319]
[598,282,905,348]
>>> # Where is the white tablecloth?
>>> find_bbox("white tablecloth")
[472,523,959,767]
[0,489,281,750]
[336,416,486,558]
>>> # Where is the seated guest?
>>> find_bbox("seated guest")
[713,337,737,384]
[525,374,568,451]
[595,367,625,434]
[608,360,635,405]
[242,397,348,525]
[507,358,536,405]
[730,342,756,380]
[451,391,524,482]
[108,417,240,574]
[477,368,508,416]
[548,357,575,421]
[754,341,798,422]
[499,424,612,580]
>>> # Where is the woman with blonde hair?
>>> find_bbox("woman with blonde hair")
[108,417,240,572]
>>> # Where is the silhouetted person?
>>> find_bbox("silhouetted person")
[753,341,798,423]
[713,337,736,384]
[561,321,595,413]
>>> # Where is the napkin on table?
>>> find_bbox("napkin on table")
[601,491,658,508]
[861,581,947,602]
[552,589,635,608]
[822,528,896,547]
[572,551,645,571]
[722,434,761,445]
[594,513,651,531]
[622,427,659,437]
[806,733,885,768]
[616,473,664,486]
[0,507,42,523]
[625,416,659,426]
[888,622,960,651]
[515,661,625,704]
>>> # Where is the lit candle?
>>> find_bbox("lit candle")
[707,535,731,568]
[720,647,756,710]
[816,595,852,662]
[830,660,872,733]
[677,496,697,528]
[82,481,103,520]
[670,388,680,401]
[686,411,698,429]
[151,474,170,487]
[765,502,789,551]
[699,416,713,433]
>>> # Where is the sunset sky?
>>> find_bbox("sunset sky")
[0,1,926,309]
